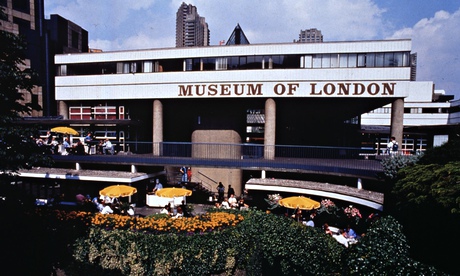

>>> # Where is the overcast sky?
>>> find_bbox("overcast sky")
[44,0,460,99]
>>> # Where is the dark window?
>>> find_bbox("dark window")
[13,0,29,13]
[202,57,215,71]
[71,31,79,49]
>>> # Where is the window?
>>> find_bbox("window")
[69,106,92,120]
[71,31,79,49]
[357,54,366,67]
[384,52,395,67]
[348,54,357,67]
[366,53,375,67]
[330,54,339,68]
[339,54,348,68]
[375,53,384,67]
[312,54,322,68]
[215,58,228,70]
[321,54,331,68]
[93,106,117,119]
[13,0,29,13]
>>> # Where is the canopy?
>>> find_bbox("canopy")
[51,126,79,136]
[278,196,320,210]
[155,187,192,198]
[99,184,137,198]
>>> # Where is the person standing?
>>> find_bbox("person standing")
[187,167,192,182]
[217,182,225,202]
[227,184,235,198]
[84,132,92,154]
[152,179,163,193]
[180,166,188,182]
[387,136,398,155]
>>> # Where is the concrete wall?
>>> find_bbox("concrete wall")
[191,130,243,197]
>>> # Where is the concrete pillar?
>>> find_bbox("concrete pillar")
[153,100,163,156]
[357,178,362,189]
[58,101,68,119]
[390,98,404,146]
[261,170,266,179]
[131,165,137,173]
[76,163,81,171]
[264,98,276,160]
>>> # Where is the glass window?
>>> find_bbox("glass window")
[322,54,331,68]
[339,54,348,68]
[143,61,153,73]
[202,58,215,71]
[393,52,403,67]
[303,55,312,68]
[348,54,357,67]
[375,53,384,67]
[357,54,366,67]
[366,53,375,67]
[216,57,228,70]
[330,54,338,68]
[384,52,395,67]
[312,54,322,68]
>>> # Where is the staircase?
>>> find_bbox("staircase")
[165,166,216,202]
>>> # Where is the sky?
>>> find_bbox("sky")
[44,0,460,99]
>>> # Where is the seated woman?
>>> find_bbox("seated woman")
[173,206,184,218]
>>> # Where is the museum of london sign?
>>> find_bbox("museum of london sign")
[178,82,398,97]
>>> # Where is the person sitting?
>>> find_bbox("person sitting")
[173,206,184,218]
[238,198,249,210]
[333,229,349,248]
[160,205,172,216]
[228,194,238,208]
[74,140,85,155]
[344,225,358,240]
[221,197,230,209]
[101,202,114,215]
[102,138,114,155]
[323,223,333,236]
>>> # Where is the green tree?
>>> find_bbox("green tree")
[0,8,49,178]
[0,8,53,220]
[344,216,443,275]
[388,136,460,274]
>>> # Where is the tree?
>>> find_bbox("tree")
[388,136,460,274]
[0,8,51,195]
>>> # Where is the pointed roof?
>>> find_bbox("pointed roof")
[226,24,250,45]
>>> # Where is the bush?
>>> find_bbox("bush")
[343,216,444,275]
[70,209,344,275]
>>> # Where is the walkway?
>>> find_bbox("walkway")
[245,178,384,210]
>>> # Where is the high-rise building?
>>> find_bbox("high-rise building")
[297,28,323,43]
[0,0,88,116]
[176,2,209,47]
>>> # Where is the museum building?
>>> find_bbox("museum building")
[52,39,455,195]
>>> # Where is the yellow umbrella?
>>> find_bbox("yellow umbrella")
[278,196,320,210]
[100,184,137,198]
[155,187,192,198]
[51,126,79,136]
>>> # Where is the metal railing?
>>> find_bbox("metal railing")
[125,141,378,159]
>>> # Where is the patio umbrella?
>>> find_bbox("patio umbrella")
[100,184,137,198]
[278,196,320,211]
[155,187,192,198]
[51,126,79,136]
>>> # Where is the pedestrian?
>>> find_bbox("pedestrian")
[227,184,235,198]
[187,167,192,182]
[180,166,188,182]
[217,182,225,202]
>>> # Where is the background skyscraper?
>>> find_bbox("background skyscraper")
[297,28,323,43]
[176,2,210,47]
